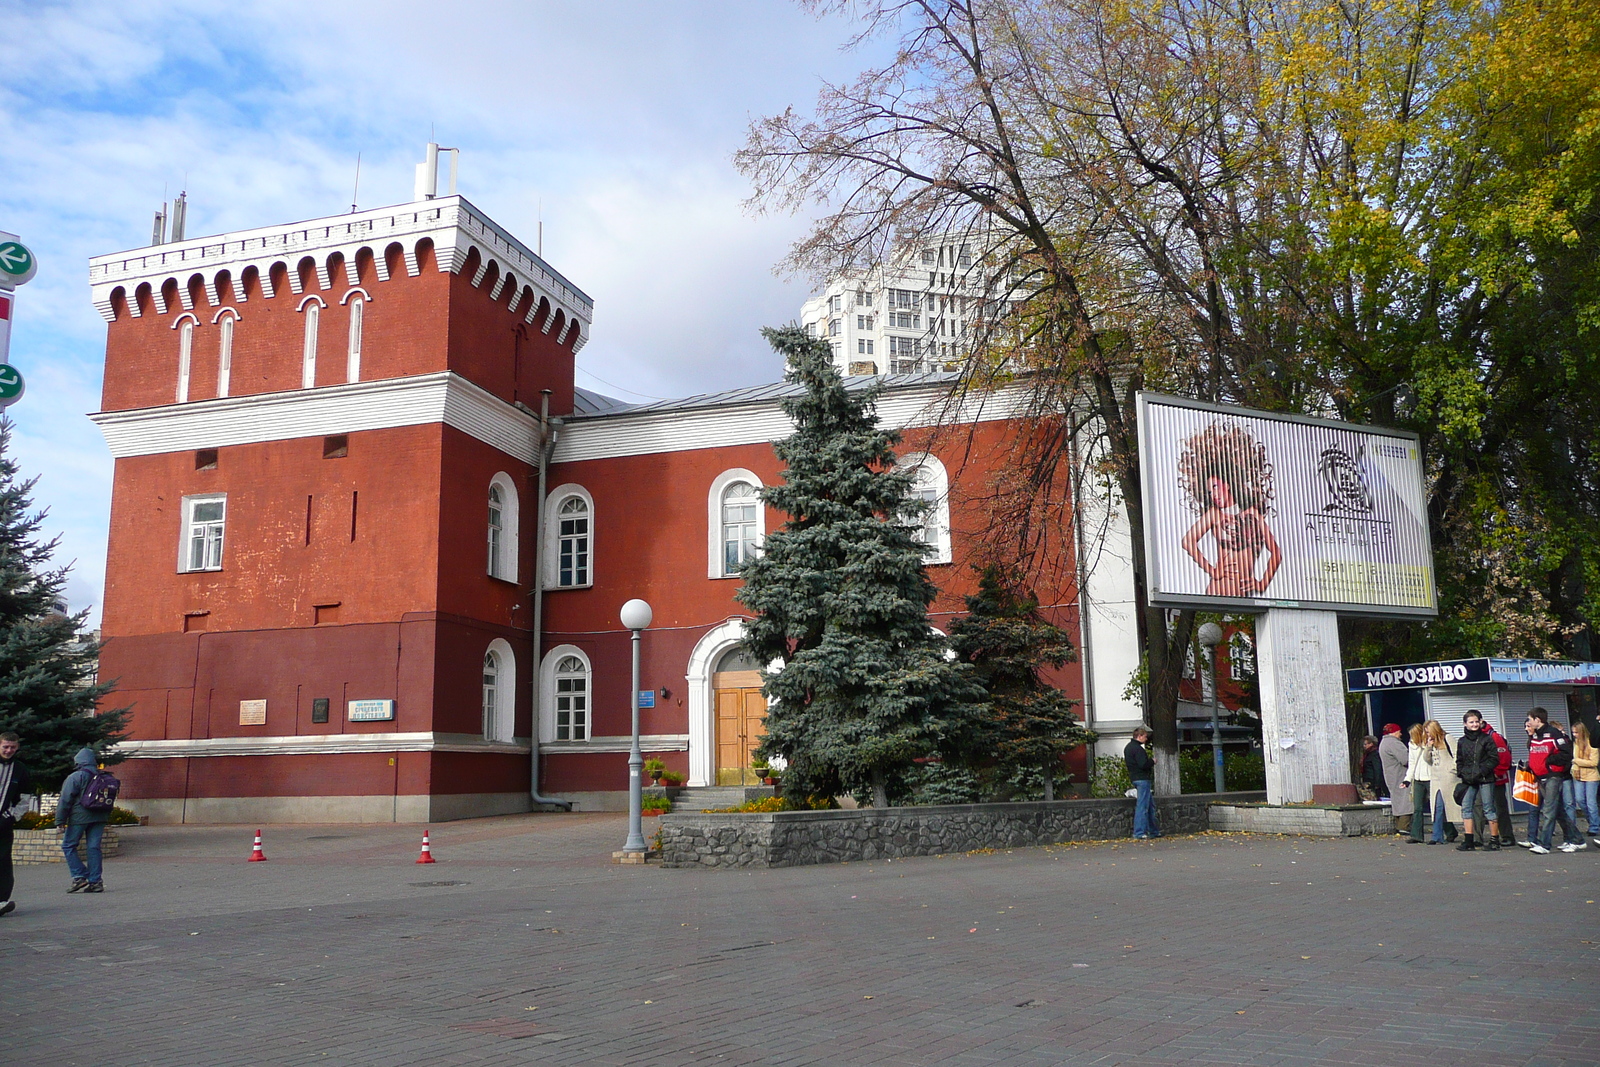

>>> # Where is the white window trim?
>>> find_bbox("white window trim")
[487,471,520,584]
[178,492,227,573]
[298,295,325,388]
[707,468,764,579]
[212,309,238,398]
[896,452,952,565]
[172,313,198,404]
[543,483,594,589]
[539,644,592,744]
[345,293,363,383]
[482,638,516,743]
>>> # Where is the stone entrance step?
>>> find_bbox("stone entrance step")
[670,786,775,812]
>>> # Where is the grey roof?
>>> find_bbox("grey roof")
[566,372,960,421]
[571,386,636,416]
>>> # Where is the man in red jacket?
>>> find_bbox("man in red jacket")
[1485,722,1517,846]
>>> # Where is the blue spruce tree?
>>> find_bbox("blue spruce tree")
[738,327,986,807]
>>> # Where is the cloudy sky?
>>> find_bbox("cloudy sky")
[0,0,886,622]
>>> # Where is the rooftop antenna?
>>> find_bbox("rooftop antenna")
[413,141,459,202]
[151,182,168,246]
[350,152,361,213]
[170,189,188,242]
[538,198,543,258]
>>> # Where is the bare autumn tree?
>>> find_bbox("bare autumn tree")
[738,0,1497,793]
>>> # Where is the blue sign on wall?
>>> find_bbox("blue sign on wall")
[638,690,655,708]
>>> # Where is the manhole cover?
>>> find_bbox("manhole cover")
[409,880,469,888]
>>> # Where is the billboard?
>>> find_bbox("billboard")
[1137,392,1436,616]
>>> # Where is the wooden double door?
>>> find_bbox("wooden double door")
[714,669,767,786]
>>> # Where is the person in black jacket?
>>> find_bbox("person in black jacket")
[1360,736,1387,799]
[1454,711,1501,852]
[0,731,31,917]
[1124,726,1160,839]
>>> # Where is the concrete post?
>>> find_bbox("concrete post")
[1256,608,1350,804]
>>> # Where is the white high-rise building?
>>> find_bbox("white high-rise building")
[799,239,989,376]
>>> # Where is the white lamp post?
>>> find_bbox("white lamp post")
[1196,622,1225,793]
[619,598,653,855]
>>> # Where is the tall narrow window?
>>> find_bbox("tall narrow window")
[346,294,363,382]
[721,482,759,574]
[553,655,588,741]
[176,319,194,403]
[180,494,226,572]
[482,650,501,741]
[487,484,505,579]
[216,314,233,397]
[557,496,590,587]
[895,454,951,565]
[301,301,320,387]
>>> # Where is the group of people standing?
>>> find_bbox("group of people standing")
[2,734,116,916]
[1361,708,1599,855]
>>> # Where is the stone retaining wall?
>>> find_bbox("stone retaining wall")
[12,827,123,865]
[659,792,1266,869]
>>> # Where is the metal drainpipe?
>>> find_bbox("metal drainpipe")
[529,388,572,811]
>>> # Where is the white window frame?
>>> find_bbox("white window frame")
[543,483,594,589]
[895,452,951,565]
[178,492,227,573]
[707,468,764,579]
[173,314,198,403]
[298,295,325,388]
[539,644,592,744]
[482,638,516,743]
[341,287,369,383]
[210,308,238,398]
[487,472,520,583]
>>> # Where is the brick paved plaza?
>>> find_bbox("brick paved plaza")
[3,815,1596,1067]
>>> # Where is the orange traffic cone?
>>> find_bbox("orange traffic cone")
[248,829,267,862]
[415,828,436,864]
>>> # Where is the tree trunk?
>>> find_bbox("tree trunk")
[1042,764,1055,802]
[870,769,889,809]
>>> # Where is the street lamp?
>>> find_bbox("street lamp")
[619,598,653,855]
[1196,622,1225,793]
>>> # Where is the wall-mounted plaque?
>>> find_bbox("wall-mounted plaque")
[347,699,395,722]
[239,699,267,726]
[311,698,330,724]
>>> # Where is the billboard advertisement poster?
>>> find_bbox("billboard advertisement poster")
[1137,392,1436,616]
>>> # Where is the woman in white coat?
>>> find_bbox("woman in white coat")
[1420,720,1462,845]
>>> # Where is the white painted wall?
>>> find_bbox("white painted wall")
[1256,608,1351,803]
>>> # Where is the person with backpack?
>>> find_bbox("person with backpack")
[55,747,117,893]
[1485,721,1517,846]
[1526,709,1583,855]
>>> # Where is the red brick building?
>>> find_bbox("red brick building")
[88,194,1148,822]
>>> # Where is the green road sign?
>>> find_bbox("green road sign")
[0,364,25,408]
[0,241,36,287]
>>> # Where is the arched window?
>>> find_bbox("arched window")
[213,309,237,398]
[543,485,594,589]
[481,639,515,742]
[721,482,759,574]
[345,292,364,382]
[557,496,590,587]
[298,296,324,388]
[539,645,592,743]
[487,473,520,583]
[896,453,952,564]
[707,469,764,578]
[175,316,196,403]
[553,655,589,741]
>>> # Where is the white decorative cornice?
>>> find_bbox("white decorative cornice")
[112,732,532,758]
[89,371,539,462]
[88,196,592,352]
[552,381,1032,463]
[535,735,690,754]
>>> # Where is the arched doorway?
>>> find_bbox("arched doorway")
[713,647,766,785]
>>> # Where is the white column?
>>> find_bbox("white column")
[1256,608,1350,804]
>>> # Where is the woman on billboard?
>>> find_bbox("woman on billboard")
[1178,422,1282,597]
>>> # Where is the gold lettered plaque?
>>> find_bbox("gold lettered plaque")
[238,699,267,726]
